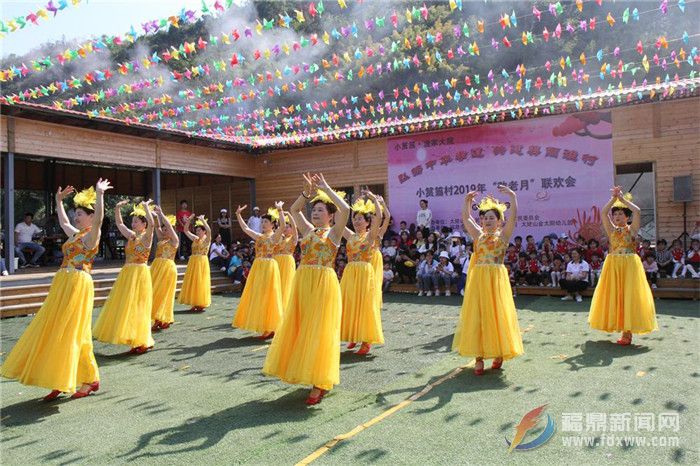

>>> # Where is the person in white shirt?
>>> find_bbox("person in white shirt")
[14,212,45,268]
[382,262,395,293]
[416,199,432,237]
[417,251,439,296]
[381,238,398,259]
[247,206,262,233]
[448,232,465,260]
[436,251,456,296]
[457,249,471,296]
[209,234,230,271]
[560,249,590,302]
[398,221,409,238]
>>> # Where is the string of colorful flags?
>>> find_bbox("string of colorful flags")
[0,0,697,149]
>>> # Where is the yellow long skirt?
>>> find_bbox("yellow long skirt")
[1,269,99,392]
[340,261,384,344]
[93,264,154,348]
[588,254,658,334]
[263,265,342,391]
[233,258,283,333]
[274,254,296,308]
[151,258,177,324]
[178,255,211,308]
[452,264,524,360]
[370,249,383,312]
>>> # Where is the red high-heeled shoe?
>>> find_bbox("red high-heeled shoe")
[474,359,485,376]
[492,358,503,370]
[356,343,371,355]
[151,322,162,332]
[160,322,171,330]
[131,345,153,355]
[71,381,99,399]
[346,342,357,350]
[616,332,632,346]
[305,388,327,405]
[43,390,62,401]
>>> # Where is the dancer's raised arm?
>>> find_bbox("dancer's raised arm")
[114,200,136,240]
[56,185,79,237]
[83,178,112,250]
[461,191,481,240]
[497,185,517,243]
[236,205,262,240]
[316,173,350,245]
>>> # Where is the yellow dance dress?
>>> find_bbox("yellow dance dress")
[233,233,283,333]
[589,225,657,334]
[340,233,384,344]
[93,232,154,348]
[273,236,297,308]
[370,246,384,312]
[263,227,342,391]
[1,229,99,392]
[452,230,524,360]
[151,239,178,325]
[178,236,211,308]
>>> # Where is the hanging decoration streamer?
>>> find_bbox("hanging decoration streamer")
[0,0,698,150]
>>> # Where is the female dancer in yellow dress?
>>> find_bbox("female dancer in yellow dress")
[150,206,179,331]
[1,180,111,400]
[93,200,155,354]
[588,188,657,345]
[272,208,299,309]
[452,186,524,375]
[340,192,384,355]
[263,173,350,405]
[178,215,211,312]
[368,196,391,323]
[232,202,286,339]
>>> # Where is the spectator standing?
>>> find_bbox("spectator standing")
[655,239,673,278]
[247,206,262,234]
[642,255,659,289]
[176,200,192,260]
[416,199,432,238]
[216,209,232,247]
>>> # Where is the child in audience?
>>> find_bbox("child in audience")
[642,254,659,289]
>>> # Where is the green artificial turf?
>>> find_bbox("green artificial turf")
[1,294,698,465]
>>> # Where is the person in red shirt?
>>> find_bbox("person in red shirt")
[541,236,554,259]
[589,253,603,286]
[638,239,653,260]
[176,200,192,259]
[555,234,570,256]
[550,257,564,288]
[525,235,538,255]
[685,239,700,278]
[512,236,524,253]
[504,244,519,268]
[540,255,552,286]
[670,239,685,278]
[585,239,604,263]
[515,253,528,285]
[525,252,541,285]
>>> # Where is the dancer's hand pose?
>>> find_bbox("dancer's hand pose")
[461,191,481,240]
[315,173,350,246]
[497,185,517,243]
[152,205,179,248]
[183,214,210,242]
[602,185,641,236]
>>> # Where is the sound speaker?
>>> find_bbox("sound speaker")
[673,176,693,202]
